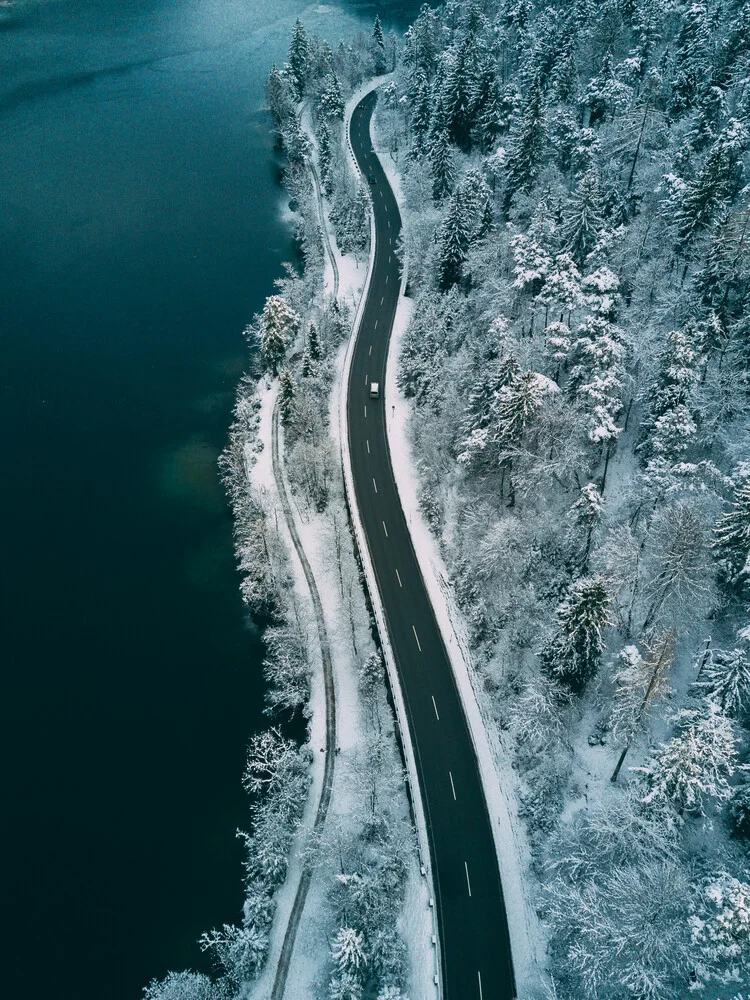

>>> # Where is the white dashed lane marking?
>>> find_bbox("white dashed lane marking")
[431,694,439,719]
[449,771,456,800]
[395,569,403,588]
[465,862,472,897]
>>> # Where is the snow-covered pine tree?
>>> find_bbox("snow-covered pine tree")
[639,324,701,462]
[714,479,750,590]
[319,72,345,122]
[696,642,750,715]
[372,16,387,75]
[316,115,333,191]
[328,972,363,1000]
[567,271,627,448]
[558,169,606,267]
[670,0,712,116]
[503,77,546,213]
[377,988,410,1000]
[435,189,470,290]
[637,702,739,816]
[541,575,614,691]
[409,71,432,157]
[259,295,300,375]
[570,482,605,569]
[471,64,504,152]
[331,927,366,973]
[458,355,522,466]
[693,208,750,324]
[278,368,296,425]
[266,65,296,137]
[675,119,750,250]
[429,125,455,201]
[493,369,543,451]
[288,19,310,99]
[307,321,322,361]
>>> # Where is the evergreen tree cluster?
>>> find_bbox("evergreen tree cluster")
[380,3,750,997]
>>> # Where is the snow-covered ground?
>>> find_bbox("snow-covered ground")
[372,105,547,994]
[246,86,436,1000]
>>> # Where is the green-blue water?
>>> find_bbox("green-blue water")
[0,1,418,996]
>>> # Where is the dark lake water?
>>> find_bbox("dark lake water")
[0,1,418,996]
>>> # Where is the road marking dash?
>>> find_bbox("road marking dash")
[395,569,402,588]
[412,626,422,651]
[465,862,472,897]
[365,373,368,385]
[431,694,439,719]
[374,319,378,330]
[366,440,370,454]
[449,771,456,800]
[478,971,483,1000]
[364,405,367,418]
[382,520,388,537]
[372,477,378,493]
[369,344,372,356]
[381,296,384,306]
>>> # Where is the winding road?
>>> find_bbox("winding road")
[346,91,516,1000]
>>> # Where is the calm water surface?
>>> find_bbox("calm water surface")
[0,1,418,996]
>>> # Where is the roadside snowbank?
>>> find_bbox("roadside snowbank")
[374,109,547,995]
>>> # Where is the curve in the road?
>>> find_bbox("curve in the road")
[346,90,516,1000]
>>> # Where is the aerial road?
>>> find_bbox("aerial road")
[346,90,516,1000]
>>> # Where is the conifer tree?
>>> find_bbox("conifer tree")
[570,482,605,569]
[307,321,322,361]
[318,72,344,121]
[288,19,310,99]
[372,16,388,75]
[670,1,711,116]
[696,643,750,715]
[429,127,455,201]
[493,370,543,449]
[409,71,432,156]
[559,169,606,267]
[637,702,738,815]
[714,479,750,590]
[503,79,546,213]
[435,191,470,289]
[316,115,332,190]
[693,208,750,322]
[259,295,300,375]
[266,65,296,135]
[639,325,701,461]
[471,66,504,151]
[278,366,300,420]
[541,575,614,691]
[675,119,750,250]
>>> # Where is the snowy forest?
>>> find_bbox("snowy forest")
[144,2,750,1000]
[374,1,750,998]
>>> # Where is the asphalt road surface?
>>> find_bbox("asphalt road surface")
[346,91,516,1000]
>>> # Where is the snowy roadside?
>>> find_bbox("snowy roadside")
[245,86,436,1000]
[372,109,547,995]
